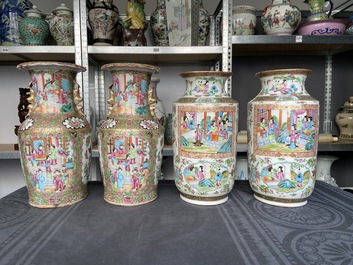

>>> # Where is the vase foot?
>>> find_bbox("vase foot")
[253,194,307,207]
[104,195,158,206]
[179,194,228,206]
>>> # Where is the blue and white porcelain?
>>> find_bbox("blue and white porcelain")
[0,0,32,45]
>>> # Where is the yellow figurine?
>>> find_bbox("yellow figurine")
[123,0,147,30]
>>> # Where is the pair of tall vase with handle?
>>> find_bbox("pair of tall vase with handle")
[17,61,319,208]
[17,61,164,207]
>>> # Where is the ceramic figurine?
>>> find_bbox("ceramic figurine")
[121,0,147,46]
[19,5,50,45]
[17,61,91,208]
[88,0,119,45]
[261,0,301,35]
[247,69,319,207]
[173,71,238,205]
[98,63,163,206]
[49,3,74,45]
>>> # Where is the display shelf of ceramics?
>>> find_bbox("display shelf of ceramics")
[0,45,76,62]
[232,35,353,56]
[87,45,223,64]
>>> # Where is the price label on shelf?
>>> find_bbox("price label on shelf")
[295,36,303,43]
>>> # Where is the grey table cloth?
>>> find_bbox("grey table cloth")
[1,180,353,265]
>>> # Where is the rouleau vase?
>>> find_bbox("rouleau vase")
[173,71,238,205]
[98,63,163,206]
[17,61,91,208]
[247,69,319,207]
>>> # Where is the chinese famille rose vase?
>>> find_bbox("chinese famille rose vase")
[261,0,301,35]
[247,69,319,207]
[98,63,163,206]
[173,71,238,205]
[17,61,91,208]
[88,0,119,45]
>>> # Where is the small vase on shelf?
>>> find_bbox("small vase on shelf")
[0,0,33,45]
[150,0,169,46]
[88,0,119,46]
[198,0,210,46]
[261,0,301,35]
[19,5,50,45]
[232,5,257,36]
[335,96,353,140]
[49,3,74,46]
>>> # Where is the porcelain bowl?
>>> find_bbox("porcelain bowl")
[296,19,349,36]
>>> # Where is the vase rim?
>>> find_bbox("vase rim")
[256,68,312,78]
[180,71,232,78]
[17,61,86,72]
[101,63,160,74]
[233,5,256,10]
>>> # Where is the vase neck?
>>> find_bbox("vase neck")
[108,70,153,118]
[150,79,160,99]
[181,72,231,98]
[28,69,79,115]
[256,70,310,97]
[272,0,290,5]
